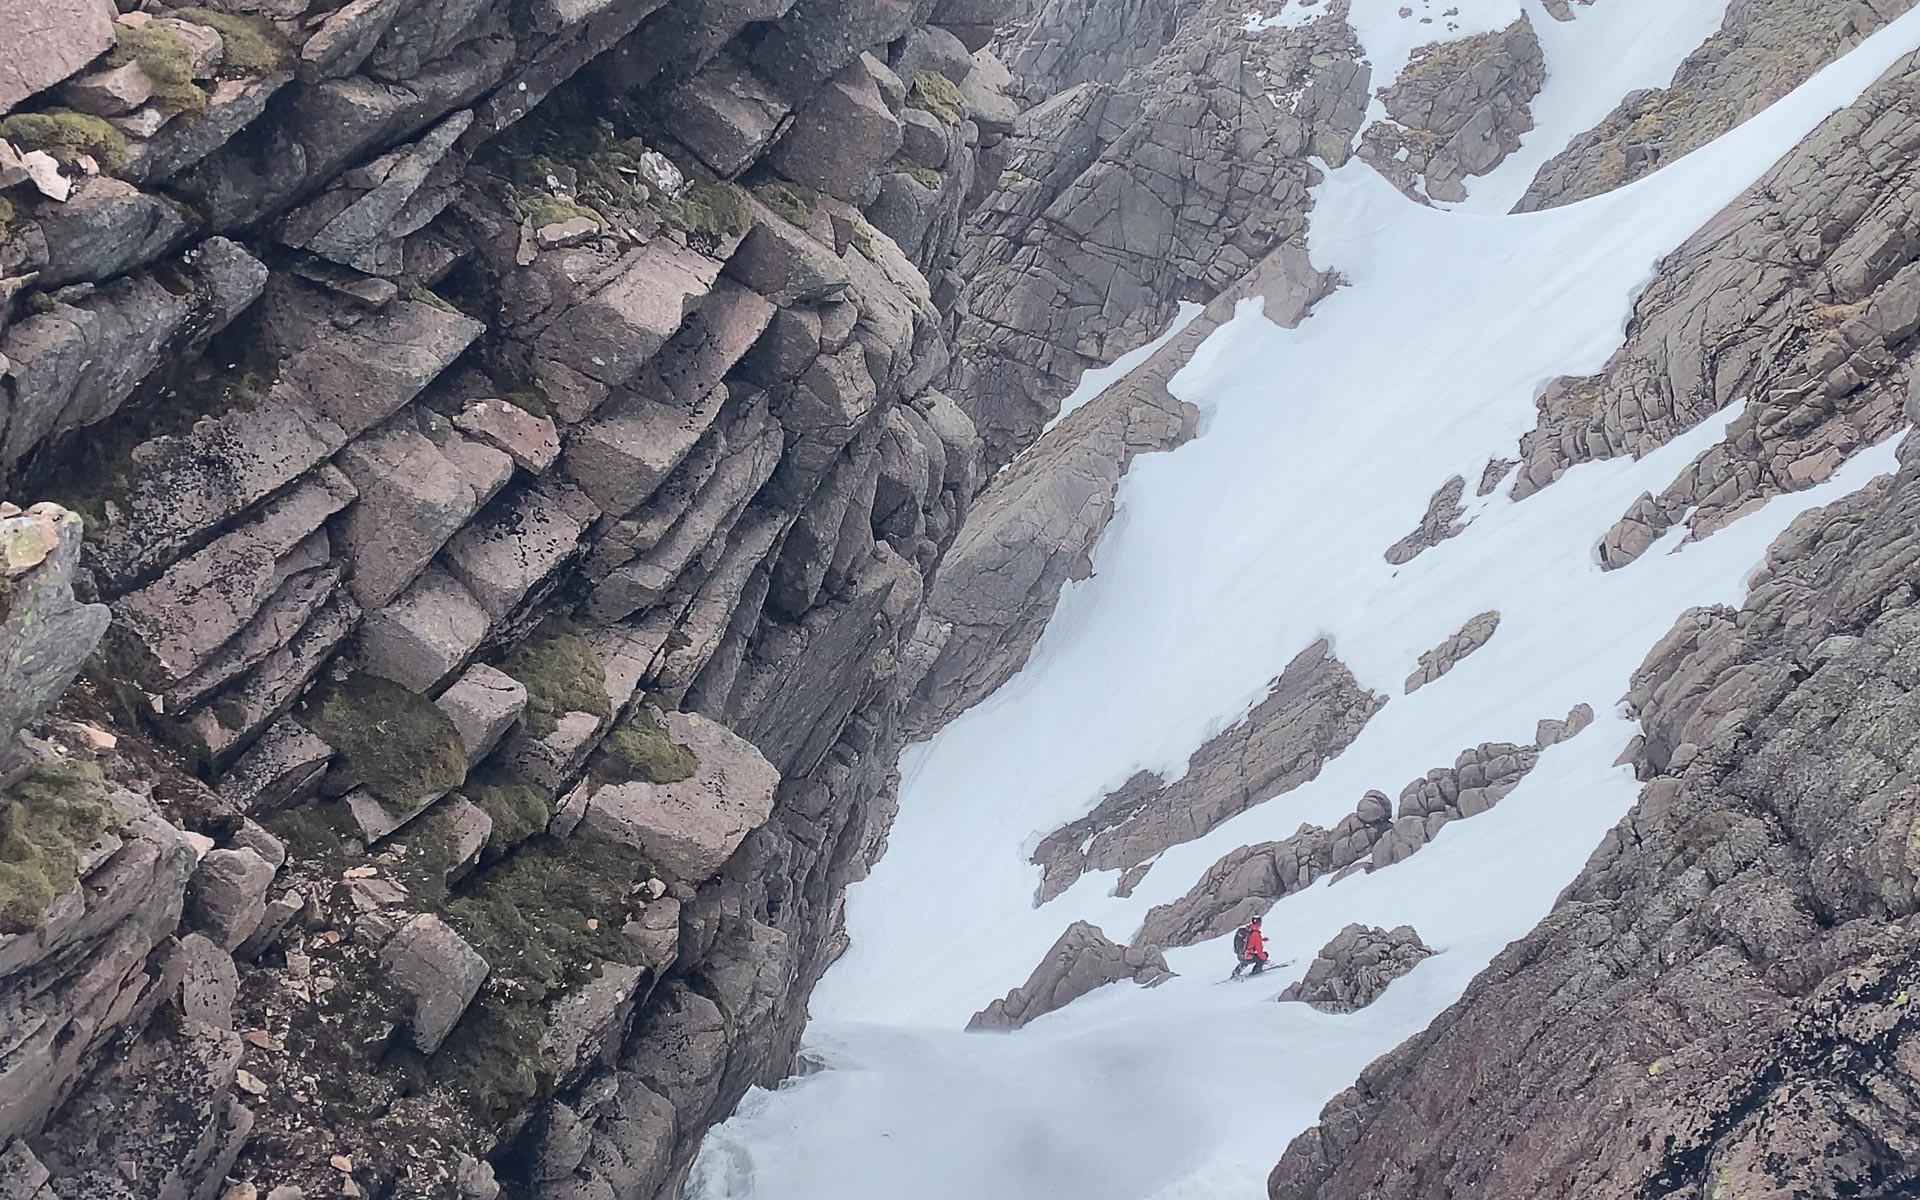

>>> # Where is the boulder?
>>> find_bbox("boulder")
[441,482,598,620]
[335,416,507,609]
[0,504,110,775]
[216,718,333,814]
[0,0,117,114]
[358,567,494,693]
[723,200,851,304]
[666,55,791,177]
[898,106,950,169]
[185,847,276,953]
[110,468,357,696]
[453,398,560,473]
[58,60,154,117]
[434,663,528,766]
[379,914,487,1054]
[535,237,721,389]
[767,67,901,201]
[174,931,240,1029]
[580,710,779,879]
[32,177,192,288]
[1279,924,1435,1013]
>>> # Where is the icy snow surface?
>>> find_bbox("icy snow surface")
[690,5,1920,1198]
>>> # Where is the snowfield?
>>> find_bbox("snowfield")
[690,2,1920,1197]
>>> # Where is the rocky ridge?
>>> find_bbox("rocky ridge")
[966,919,1171,1031]
[1132,704,1591,951]
[0,0,1027,1193]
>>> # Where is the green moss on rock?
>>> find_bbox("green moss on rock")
[903,164,943,191]
[498,616,609,739]
[666,180,752,240]
[0,110,130,173]
[301,673,468,803]
[165,9,288,75]
[435,836,646,1120]
[906,72,964,129]
[591,706,697,785]
[0,760,116,933]
[464,768,550,855]
[106,22,207,117]
[521,192,601,229]
[754,180,817,228]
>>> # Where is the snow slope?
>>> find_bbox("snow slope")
[690,4,1920,1197]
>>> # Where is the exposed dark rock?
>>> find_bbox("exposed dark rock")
[1359,17,1546,203]
[1518,0,1916,211]
[1030,639,1385,901]
[1278,923,1434,1013]
[1405,611,1499,694]
[969,920,1172,1030]
[1510,36,1920,566]
[1267,434,1920,1200]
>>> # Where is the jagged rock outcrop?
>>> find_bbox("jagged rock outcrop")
[1359,16,1546,203]
[903,241,1331,738]
[0,0,1023,1189]
[1404,611,1499,694]
[1369,739,1541,867]
[0,503,108,780]
[1028,638,1385,902]
[1267,431,1920,1200]
[1509,27,1920,569]
[993,0,1205,103]
[1383,475,1467,565]
[1278,923,1433,1013]
[1518,0,1916,211]
[951,0,1369,467]
[1134,819,1342,950]
[967,919,1171,1030]
[1139,705,1592,949]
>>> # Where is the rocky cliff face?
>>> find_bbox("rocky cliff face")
[0,0,1023,1192]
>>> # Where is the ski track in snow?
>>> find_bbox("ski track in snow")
[689,5,1920,1198]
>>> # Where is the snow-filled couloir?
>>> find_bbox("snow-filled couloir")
[689,2,1920,1197]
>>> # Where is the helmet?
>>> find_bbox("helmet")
[1249,916,1261,926]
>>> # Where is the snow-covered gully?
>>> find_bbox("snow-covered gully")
[691,4,1920,1197]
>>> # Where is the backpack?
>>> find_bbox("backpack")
[1233,926,1250,958]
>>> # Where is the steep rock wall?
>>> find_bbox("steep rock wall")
[0,0,1021,1194]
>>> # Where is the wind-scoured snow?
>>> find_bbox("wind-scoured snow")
[690,5,1920,1198]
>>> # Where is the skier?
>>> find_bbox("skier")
[1231,915,1269,978]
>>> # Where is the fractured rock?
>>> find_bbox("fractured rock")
[969,920,1171,1030]
[580,710,778,878]
[0,0,116,114]
[185,847,276,953]
[1278,923,1435,1013]
[0,504,109,774]
[379,913,487,1054]
[435,663,528,766]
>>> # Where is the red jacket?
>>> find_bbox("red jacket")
[1243,925,1267,960]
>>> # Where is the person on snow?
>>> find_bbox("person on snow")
[1231,915,1269,978]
